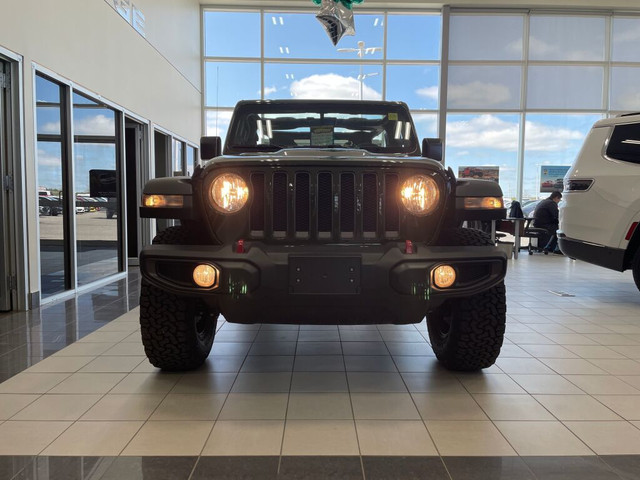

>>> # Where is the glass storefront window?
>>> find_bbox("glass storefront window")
[610,67,640,111]
[529,15,606,61]
[387,14,441,60]
[205,62,261,108]
[448,65,521,110]
[72,91,120,287]
[612,17,640,62]
[527,66,603,110]
[449,15,524,61]
[386,65,439,109]
[204,11,260,57]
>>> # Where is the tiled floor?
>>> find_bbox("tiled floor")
[1,256,640,479]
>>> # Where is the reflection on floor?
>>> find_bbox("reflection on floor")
[1,259,640,479]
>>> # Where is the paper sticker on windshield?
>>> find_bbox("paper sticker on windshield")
[311,126,334,146]
[388,113,398,121]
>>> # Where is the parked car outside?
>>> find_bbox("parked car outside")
[559,113,640,291]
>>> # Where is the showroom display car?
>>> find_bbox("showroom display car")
[138,100,508,372]
[559,113,640,291]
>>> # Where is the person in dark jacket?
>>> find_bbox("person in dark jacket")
[533,190,563,254]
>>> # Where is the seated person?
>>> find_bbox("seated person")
[533,190,563,254]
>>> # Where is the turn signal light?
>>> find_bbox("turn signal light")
[142,194,184,208]
[432,265,456,289]
[464,197,503,209]
[193,264,219,288]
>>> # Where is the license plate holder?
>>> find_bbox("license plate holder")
[289,256,361,294]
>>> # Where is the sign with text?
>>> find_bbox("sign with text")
[540,165,570,193]
[458,166,500,183]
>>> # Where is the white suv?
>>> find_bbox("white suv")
[558,113,640,291]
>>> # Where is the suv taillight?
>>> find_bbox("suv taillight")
[565,179,593,192]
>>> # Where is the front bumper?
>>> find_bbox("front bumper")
[140,242,507,325]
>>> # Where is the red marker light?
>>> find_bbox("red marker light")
[625,222,638,241]
[236,239,245,253]
[405,240,413,254]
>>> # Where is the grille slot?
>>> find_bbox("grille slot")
[249,169,401,242]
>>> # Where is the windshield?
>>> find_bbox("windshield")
[225,102,419,155]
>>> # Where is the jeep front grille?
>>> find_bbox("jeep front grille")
[249,170,401,241]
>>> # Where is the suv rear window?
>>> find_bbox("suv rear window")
[606,122,640,164]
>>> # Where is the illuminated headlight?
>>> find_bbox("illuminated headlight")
[142,194,184,208]
[463,197,504,209]
[209,173,249,213]
[399,175,440,216]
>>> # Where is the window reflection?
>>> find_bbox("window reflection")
[72,92,121,286]
[36,75,68,298]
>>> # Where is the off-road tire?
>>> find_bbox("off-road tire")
[427,227,506,371]
[632,248,640,292]
[139,226,219,371]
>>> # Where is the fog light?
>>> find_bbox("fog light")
[433,265,456,288]
[193,264,219,288]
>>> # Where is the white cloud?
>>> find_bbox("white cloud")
[447,115,584,152]
[74,114,115,135]
[289,73,381,100]
[37,149,61,167]
[614,90,640,110]
[41,122,60,134]
[529,36,597,61]
[206,110,233,137]
[416,86,439,101]
[262,86,277,96]
[447,81,512,108]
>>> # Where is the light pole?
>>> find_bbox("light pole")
[338,40,382,100]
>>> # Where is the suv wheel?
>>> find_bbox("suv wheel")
[139,226,219,371]
[427,228,506,371]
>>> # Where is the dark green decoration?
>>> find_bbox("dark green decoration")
[313,0,364,9]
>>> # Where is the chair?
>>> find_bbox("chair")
[519,218,549,255]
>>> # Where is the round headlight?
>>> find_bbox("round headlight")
[209,173,249,213]
[399,175,439,216]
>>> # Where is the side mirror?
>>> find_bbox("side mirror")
[200,136,222,160]
[422,138,443,162]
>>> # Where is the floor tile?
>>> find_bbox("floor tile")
[42,421,142,456]
[363,456,449,480]
[533,394,622,421]
[171,373,236,394]
[290,372,348,392]
[287,393,353,420]
[563,375,640,395]
[218,393,288,420]
[351,393,420,420]
[189,355,245,373]
[48,372,127,394]
[11,393,101,421]
[282,420,359,455]
[425,421,516,456]
[495,421,592,455]
[24,356,95,373]
[344,355,397,372]
[51,342,114,357]
[565,345,628,359]
[509,374,585,394]
[392,356,440,373]
[564,421,640,454]
[149,393,227,421]
[589,359,640,375]
[121,421,214,456]
[347,372,407,392]
[401,372,466,393]
[295,342,342,355]
[103,342,146,356]
[473,394,555,421]
[231,372,292,393]
[240,355,294,373]
[594,395,640,421]
[280,456,362,480]
[0,394,39,420]
[202,420,285,456]
[540,358,609,375]
[191,456,279,480]
[109,372,181,394]
[600,455,640,480]
[412,393,488,421]
[0,373,69,394]
[458,374,526,394]
[356,420,437,455]
[293,355,345,372]
[81,393,165,421]
[78,356,145,373]
[341,342,389,356]
[522,456,622,480]
[442,456,536,480]
[0,421,71,455]
[248,341,297,356]
[100,456,197,480]
[495,358,555,374]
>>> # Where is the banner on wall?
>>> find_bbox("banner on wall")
[458,166,500,183]
[540,165,570,193]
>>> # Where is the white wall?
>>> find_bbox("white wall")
[0,0,202,297]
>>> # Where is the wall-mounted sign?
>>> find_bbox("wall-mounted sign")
[106,0,145,38]
[540,165,570,193]
[458,166,500,183]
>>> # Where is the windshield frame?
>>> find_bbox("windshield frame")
[223,100,420,156]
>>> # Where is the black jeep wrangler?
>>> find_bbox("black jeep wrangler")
[139,100,507,372]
